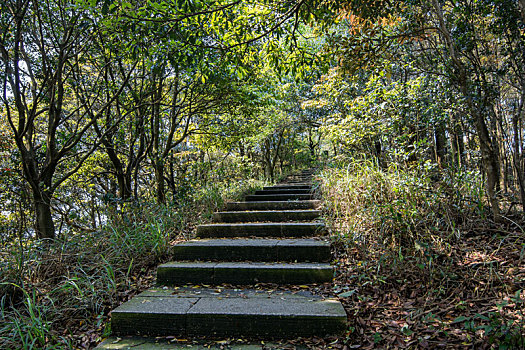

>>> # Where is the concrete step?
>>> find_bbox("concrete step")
[110,287,346,338]
[171,238,330,262]
[97,337,309,349]
[212,210,321,223]
[254,189,312,195]
[263,184,311,190]
[157,262,333,285]
[197,222,325,238]
[226,200,321,211]
[245,194,314,201]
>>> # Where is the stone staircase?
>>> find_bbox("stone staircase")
[97,170,346,347]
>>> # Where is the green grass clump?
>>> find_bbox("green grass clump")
[319,158,486,254]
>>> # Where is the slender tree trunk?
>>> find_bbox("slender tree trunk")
[448,113,465,169]
[264,141,273,181]
[434,122,447,168]
[155,161,166,204]
[102,141,132,200]
[512,96,525,208]
[449,115,459,169]
[33,191,55,239]
[474,110,501,220]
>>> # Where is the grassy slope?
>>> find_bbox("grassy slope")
[318,161,525,349]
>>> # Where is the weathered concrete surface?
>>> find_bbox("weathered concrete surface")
[225,200,321,211]
[245,194,313,201]
[196,222,325,238]
[171,238,330,262]
[212,209,321,223]
[110,296,197,335]
[109,287,346,338]
[157,261,333,285]
[156,262,217,284]
[96,337,303,349]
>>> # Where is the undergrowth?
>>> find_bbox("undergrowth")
[0,179,265,349]
[319,159,525,348]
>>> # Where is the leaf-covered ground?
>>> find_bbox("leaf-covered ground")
[314,229,525,349]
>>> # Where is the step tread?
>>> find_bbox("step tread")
[159,261,332,269]
[174,238,329,248]
[97,337,290,349]
[226,200,321,211]
[214,209,321,215]
[111,287,346,337]
[199,222,324,228]
[246,194,313,200]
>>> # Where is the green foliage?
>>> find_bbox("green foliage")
[0,283,70,349]
[105,202,179,258]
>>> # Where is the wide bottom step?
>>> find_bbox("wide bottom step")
[110,287,347,338]
[96,337,309,349]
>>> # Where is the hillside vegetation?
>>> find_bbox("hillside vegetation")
[1,0,524,348]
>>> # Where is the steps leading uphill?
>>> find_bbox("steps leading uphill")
[97,169,347,347]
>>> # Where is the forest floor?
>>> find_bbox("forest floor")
[323,226,525,349]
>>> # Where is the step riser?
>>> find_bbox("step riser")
[263,185,311,190]
[172,244,330,262]
[254,189,312,195]
[157,265,333,285]
[112,314,346,337]
[226,201,321,211]
[245,194,313,201]
[212,210,321,223]
[197,223,325,238]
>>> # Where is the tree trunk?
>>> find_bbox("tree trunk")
[33,191,55,239]
[434,122,447,168]
[512,99,525,208]
[474,110,501,220]
[448,113,465,169]
[155,160,166,204]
